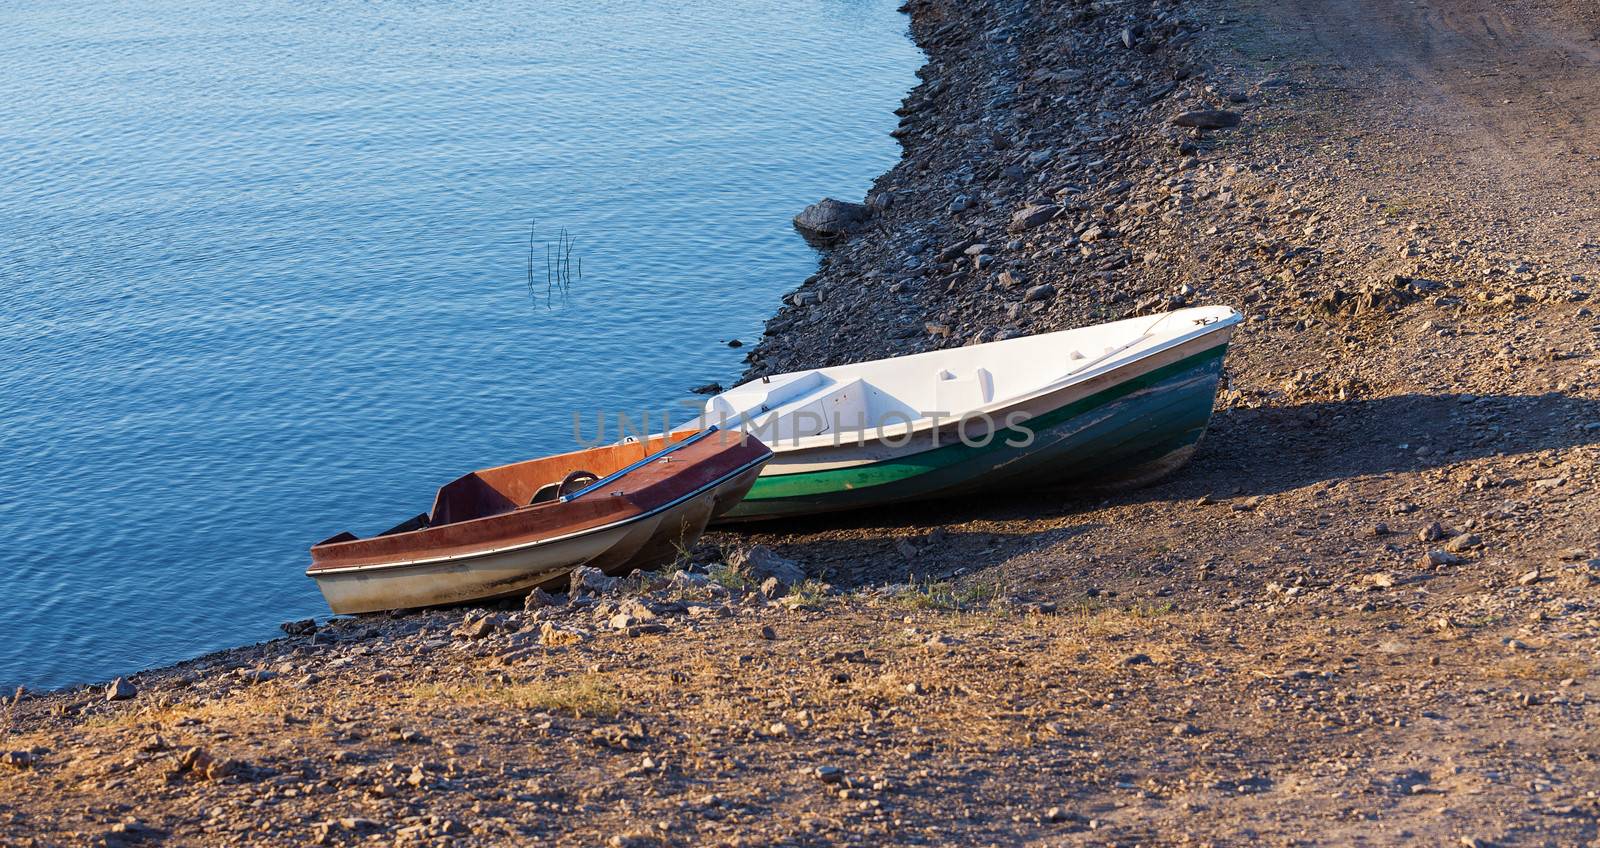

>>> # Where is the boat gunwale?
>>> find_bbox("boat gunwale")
[745,322,1236,470]
[706,308,1239,453]
[306,451,770,577]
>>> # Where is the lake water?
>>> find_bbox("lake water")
[0,0,919,691]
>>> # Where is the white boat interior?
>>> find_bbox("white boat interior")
[698,305,1240,444]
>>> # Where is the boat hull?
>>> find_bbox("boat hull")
[313,522,629,614]
[314,464,762,614]
[717,333,1230,522]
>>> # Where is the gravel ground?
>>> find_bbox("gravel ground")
[4,0,1599,844]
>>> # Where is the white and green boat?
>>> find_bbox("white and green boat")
[691,305,1241,522]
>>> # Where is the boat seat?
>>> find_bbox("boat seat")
[706,371,826,420]
[778,378,871,438]
[377,513,431,536]
[934,367,994,413]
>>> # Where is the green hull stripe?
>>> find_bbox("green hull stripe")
[740,343,1227,503]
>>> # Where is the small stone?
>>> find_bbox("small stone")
[1121,653,1153,666]
[1426,550,1465,566]
[1418,522,1446,542]
[1443,533,1482,553]
[1170,109,1243,129]
[106,677,137,702]
[1371,522,1390,536]
[728,545,805,586]
[759,625,777,640]
[0,751,35,770]
[1518,569,1541,585]
[1009,204,1060,232]
[1023,283,1057,302]
[539,622,587,647]
[937,240,976,261]
[814,765,845,784]
[1045,806,1069,822]
[570,565,620,596]
[1364,572,1397,590]
[280,619,317,636]
[459,617,497,640]
[524,588,558,611]
[759,576,787,599]
[1172,722,1199,737]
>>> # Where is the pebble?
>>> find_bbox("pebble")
[815,765,845,784]
[1023,283,1057,302]
[1170,108,1243,129]
[1427,550,1465,566]
[280,619,317,636]
[106,677,137,702]
[1009,204,1060,232]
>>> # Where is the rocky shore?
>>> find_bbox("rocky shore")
[6,0,1600,844]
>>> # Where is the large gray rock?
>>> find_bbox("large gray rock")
[728,545,806,587]
[1008,204,1060,232]
[794,198,870,239]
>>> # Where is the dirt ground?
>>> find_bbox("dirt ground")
[3,0,1599,845]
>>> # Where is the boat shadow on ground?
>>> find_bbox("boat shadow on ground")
[721,392,1600,588]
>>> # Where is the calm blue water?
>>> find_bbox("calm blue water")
[0,0,918,690]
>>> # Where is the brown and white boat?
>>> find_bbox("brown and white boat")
[307,428,771,614]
